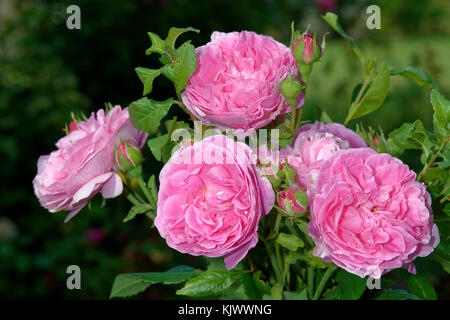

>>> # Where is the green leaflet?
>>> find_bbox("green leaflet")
[128,97,176,135]
[390,66,438,90]
[110,265,199,298]
[345,63,390,124]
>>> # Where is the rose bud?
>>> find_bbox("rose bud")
[293,33,322,65]
[114,140,143,172]
[280,76,303,107]
[279,188,307,214]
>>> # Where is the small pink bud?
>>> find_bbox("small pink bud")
[69,121,78,133]
[279,188,306,212]
[294,34,322,65]
[114,140,143,172]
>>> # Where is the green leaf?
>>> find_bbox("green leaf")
[387,120,434,163]
[110,265,198,298]
[176,270,241,297]
[161,42,197,95]
[123,204,152,222]
[430,245,450,273]
[322,286,342,300]
[336,269,366,300]
[253,271,271,295]
[241,273,262,300]
[165,27,199,54]
[146,32,166,55]
[430,89,450,140]
[401,272,437,300]
[390,66,438,90]
[321,12,365,68]
[271,283,283,300]
[147,134,169,161]
[374,289,420,300]
[129,98,175,135]
[276,233,304,251]
[135,67,161,96]
[284,289,308,300]
[346,63,390,123]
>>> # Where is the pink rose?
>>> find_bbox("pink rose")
[286,129,349,189]
[181,31,303,137]
[279,188,306,213]
[308,148,440,278]
[155,135,275,269]
[33,106,147,222]
[296,121,367,149]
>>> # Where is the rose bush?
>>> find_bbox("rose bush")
[34,14,449,301]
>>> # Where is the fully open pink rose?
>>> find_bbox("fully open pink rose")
[308,148,439,278]
[181,31,303,137]
[33,106,147,222]
[155,135,275,269]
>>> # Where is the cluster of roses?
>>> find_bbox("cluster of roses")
[33,30,439,279]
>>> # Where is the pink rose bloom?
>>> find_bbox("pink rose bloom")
[286,122,366,189]
[308,148,440,278]
[33,106,147,222]
[279,188,306,213]
[296,121,367,149]
[181,31,303,137]
[155,135,275,269]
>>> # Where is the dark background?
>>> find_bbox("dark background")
[0,0,449,299]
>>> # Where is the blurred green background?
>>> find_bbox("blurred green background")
[0,0,449,299]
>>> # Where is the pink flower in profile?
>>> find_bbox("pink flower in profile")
[286,122,366,190]
[33,106,147,222]
[308,148,439,278]
[155,135,275,269]
[181,31,303,137]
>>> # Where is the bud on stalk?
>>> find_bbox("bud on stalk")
[114,140,143,172]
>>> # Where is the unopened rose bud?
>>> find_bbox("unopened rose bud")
[114,140,143,172]
[279,188,306,213]
[280,77,302,99]
[69,121,78,133]
[294,33,322,65]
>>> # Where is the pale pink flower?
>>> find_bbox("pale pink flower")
[308,148,439,278]
[155,135,275,269]
[181,31,303,137]
[286,122,366,190]
[33,106,147,222]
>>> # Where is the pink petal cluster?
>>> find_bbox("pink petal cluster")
[285,122,366,190]
[308,148,439,278]
[33,106,147,222]
[181,31,303,137]
[155,135,275,269]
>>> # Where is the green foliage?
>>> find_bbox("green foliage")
[390,67,438,90]
[276,233,304,251]
[401,272,437,300]
[345,63,390,123]
[135,67,161,96]
[374,289,420,300]
[176,270,241,297]
[322,12,365,68]
[335,270,367,300]
[110,265,199,298]
[129,98,176,134]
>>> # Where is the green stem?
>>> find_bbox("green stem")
[137,176,156,208]
[126,194,141,206]
[262,238,283,284]
[312,265,337,300]
[307,267,314,299]
[344,73,372,126]
[417,137,449,181]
